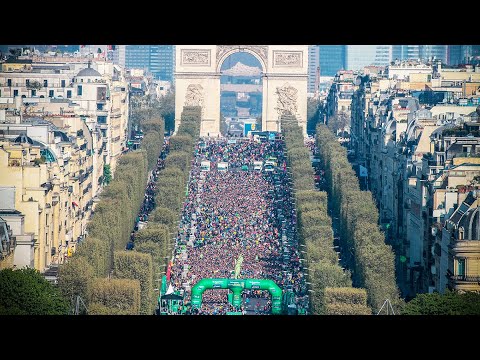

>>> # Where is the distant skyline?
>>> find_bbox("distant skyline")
[220,52,263,70]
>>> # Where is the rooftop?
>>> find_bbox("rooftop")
[4,58,32,64]
[76,65,101,77]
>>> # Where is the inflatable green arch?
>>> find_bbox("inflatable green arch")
[191,278,283,315]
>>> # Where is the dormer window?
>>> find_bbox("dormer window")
[458,227,464,240]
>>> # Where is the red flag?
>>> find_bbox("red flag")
[72,201,79,208]
[166,261,172,281]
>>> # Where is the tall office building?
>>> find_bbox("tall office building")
[447,45,463,65]
[150,45,175,81]
[457,45,480,64]
[319,45,346,76]
[392,45,448,63]
[125,45,150,71]
[113,45,126,67]
[308,46,320,93]
[308,45,347,92]
[392,45,421,61]
[420,45,448,63]
[346,45,392,70]
[123,45,175,81]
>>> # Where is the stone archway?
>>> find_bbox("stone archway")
[175,45,308,137]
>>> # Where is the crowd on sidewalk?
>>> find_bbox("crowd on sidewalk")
[126,137,170,250]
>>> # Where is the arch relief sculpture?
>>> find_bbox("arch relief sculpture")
[275,83,298,116]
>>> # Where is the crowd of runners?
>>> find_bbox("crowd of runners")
[168,136,309,314]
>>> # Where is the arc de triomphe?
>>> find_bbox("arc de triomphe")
[174,45,308,136]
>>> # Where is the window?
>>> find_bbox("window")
[97,103,104,110]
[26,79,30,86]
[97,116,107,124]
[7,79,12,87]
[77,85,82,96]
[13,89,18,97]
[44,80,48,87]
[67,90,71,99]
[61,79,66,88]
[31,90,36,97]
[49,90,54,98]
[457,258,466,276]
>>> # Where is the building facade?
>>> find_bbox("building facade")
[0,53,130,272]
[349,59,480,297]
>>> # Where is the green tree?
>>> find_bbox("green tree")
[282,117,353,314]
[315,124,402,312]
[324,287,371,315]
[103,164,112,185]
[58,256,94,310]
[401,290,480,315]
[88,278,141,315]
[159,91,175,134]
[134,224,169,244]
[114,251,154,315]
[307,97,322,134]
[0,268,69,315]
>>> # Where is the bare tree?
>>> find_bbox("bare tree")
[327,111,349,135]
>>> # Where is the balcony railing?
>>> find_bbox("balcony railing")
[450,274,480,282]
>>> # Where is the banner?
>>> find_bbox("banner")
[161,275,167,295]
[166,261,173,281]
[234,254,244,279]
[244,123,257,137]
[359,165,368,177]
